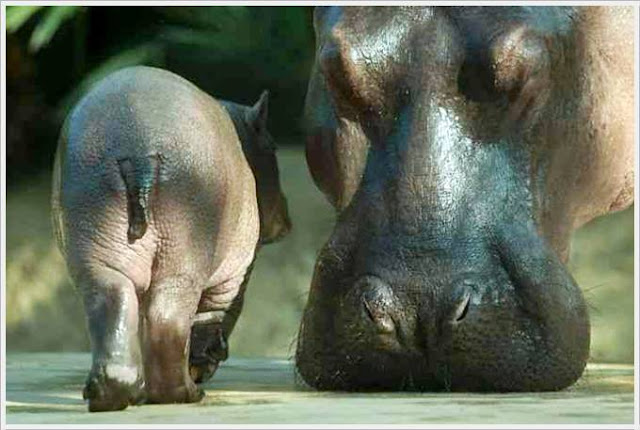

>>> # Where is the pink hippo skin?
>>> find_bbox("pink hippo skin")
[51,66,290,411]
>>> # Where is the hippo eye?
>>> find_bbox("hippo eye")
[363,298,376,322]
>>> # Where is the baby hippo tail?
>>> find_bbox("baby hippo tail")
[117,153,163,243]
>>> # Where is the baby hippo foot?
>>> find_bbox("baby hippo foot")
[189,324,229,384]
[83,364,145,412]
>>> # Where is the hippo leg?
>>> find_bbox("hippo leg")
[189,274,249,384]
[189,322,228,383]
[142,276,204,404]
[78,267,145,412]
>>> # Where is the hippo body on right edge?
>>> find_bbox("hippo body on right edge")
[297,7,634,391]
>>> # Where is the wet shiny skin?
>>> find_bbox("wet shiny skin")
[297,7,634,391]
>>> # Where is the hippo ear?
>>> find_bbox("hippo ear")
[247,90,269,132]
[490,27,550,122]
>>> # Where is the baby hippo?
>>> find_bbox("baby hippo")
[51,66,291,412]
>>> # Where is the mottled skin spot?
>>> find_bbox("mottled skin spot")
[51,66,291,411]
[297,7,634,392]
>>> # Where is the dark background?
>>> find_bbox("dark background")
[6,6,315,184]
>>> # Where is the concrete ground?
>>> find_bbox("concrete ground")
[5,353,634,425]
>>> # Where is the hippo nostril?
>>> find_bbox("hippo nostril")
[362,298,395,334]
[453,293,471,323]
[363,297,375,321]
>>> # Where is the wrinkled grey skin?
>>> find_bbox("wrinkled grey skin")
[51,66,291,411]
[297,7,634,392]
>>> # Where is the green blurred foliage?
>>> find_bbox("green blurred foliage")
[7,6,84,52]
[6,6,315,184]
[6,6,45,35]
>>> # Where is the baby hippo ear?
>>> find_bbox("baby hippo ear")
[247,90,269,131]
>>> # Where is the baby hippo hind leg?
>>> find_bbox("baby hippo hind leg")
[189,321,228,384]
[189,274,250,384]
[142,275,204,404]
[77,267,145,412]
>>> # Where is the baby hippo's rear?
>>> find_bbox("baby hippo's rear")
[51,66,290,412]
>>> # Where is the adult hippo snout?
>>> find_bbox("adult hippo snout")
[297,6,633,392]
[297,183,589,391]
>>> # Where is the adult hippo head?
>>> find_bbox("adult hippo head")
[297,6,634,392]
